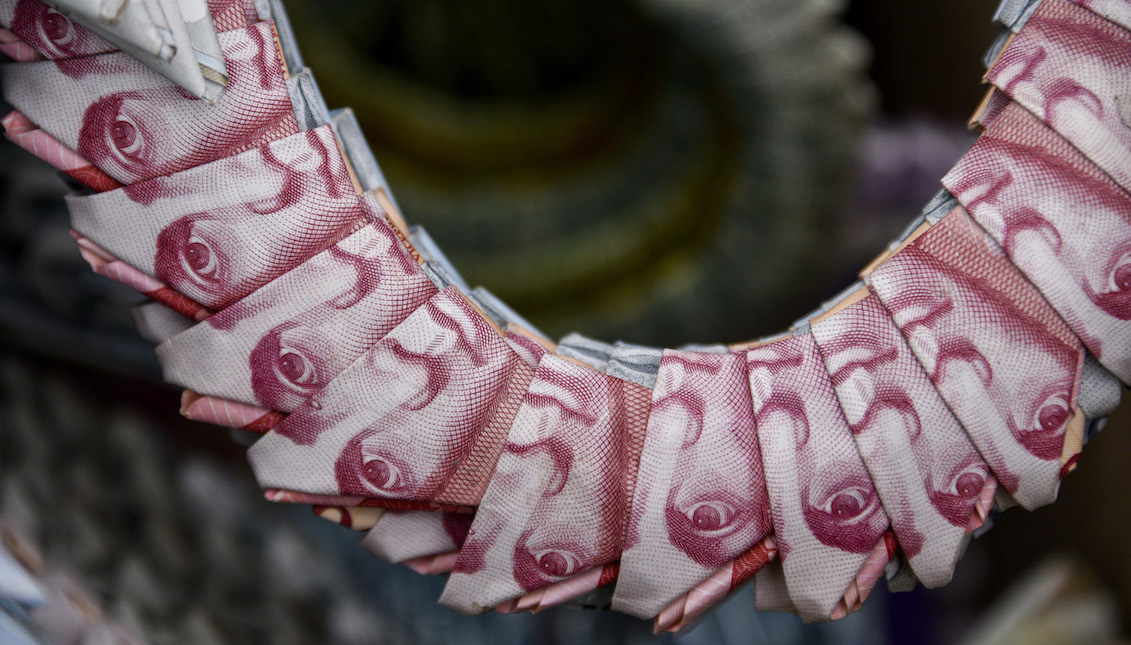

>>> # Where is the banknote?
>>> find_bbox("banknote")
[403,552,460,576]
[208,0,263,33]
[1,21,297,184]
[66,126,367,311]
[131,301,194,344]
[2,110,121,191]
[746,333,891,622]
[652,538,777,633]
[262,488,474,514]
[504,326,554,369]
[0,0,115,60]
[810,289,996,588]
[155,217,435,413]
[40,0,228,101]
[753,558,794,613]
[613,350,771,620]
[361,511,471,564]
[943,102,1131,383]
[312,505,384,531]
[606,342,663,389]
[556,333,614,372]
[1072,0,1131,30]
[496,562,619,614]
[72,231,211,320]
[467,287,549,343]
[431,331,543,506]
[0,26,42,60]
[867,204,1085,509]
[441,354,628,614]
[987,0,1131,193]
[497,355,654,613]
[180,390,283,433]
[247,287,518,505]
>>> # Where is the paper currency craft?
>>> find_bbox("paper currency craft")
[986,0,1131,193]
[441,354,631,614]
[1,21,296,185]
[3,0,1131,631]
[866,204,1086,509]
[614,350,772,619]
[746,333,893,622]
[248,287,520,507]
[810,290,997,589]
[945,102,1131,383]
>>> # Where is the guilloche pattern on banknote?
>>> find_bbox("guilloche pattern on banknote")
[208,0,262,32]
[66,126,366,310]
[746,333,890,622]
[1071,0,1131,31]
[431,332,544,506]
[361,511,471,563]
[868,205,1085,509]
[2,110,121,191]
[156,219,436,413]
[441,355,628,614]
[943,101,1131,383]
[247,287,518,505]
[0,21,297,184]
[0,0,115,59]
[987,0,1131,192]
[612,350,770,620]
[811,291,994,588]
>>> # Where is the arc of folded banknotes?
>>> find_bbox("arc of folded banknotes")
[1,0,1129,633]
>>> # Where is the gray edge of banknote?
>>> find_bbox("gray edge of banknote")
[409,227,472,293]
[469,287,550,341]
[329,107,399,208]
[421,262,454,291]
[264,0,305,74]
[286,69,331,131]
[556,333,614,372]
[606,341,663,389]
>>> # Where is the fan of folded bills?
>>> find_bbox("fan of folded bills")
[1,0,1129,633]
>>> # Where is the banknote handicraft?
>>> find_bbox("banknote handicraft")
[1,0,1128,632]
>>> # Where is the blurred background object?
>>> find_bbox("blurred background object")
[0,0,1129,643]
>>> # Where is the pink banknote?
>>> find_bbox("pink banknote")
[441,354,629,614]
[0,0,114,60]
[155,217,434,412]
[431,331,546,506]
[66,126,366,310]
[868,205,1085,509]
[1072,0,1131,30]
[746,333,891,622]
[208,0,262,32]
[72,232,211,320]
[361,511,471,563]
[497,562,619,614]
[180,390,283,433]
[247,287,518,505]
[263,488,474,514]
[500,376,652,610]
[987,0,1131,192]
[943,102,1131,383]
[811,290,995,588]
[0,21,297,184]
[654,538,778,633]
[2,110,120,191]
[613,350,771,620]
[0,26,43,61]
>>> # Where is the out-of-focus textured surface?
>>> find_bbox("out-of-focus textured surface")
[0,0,1129,643]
